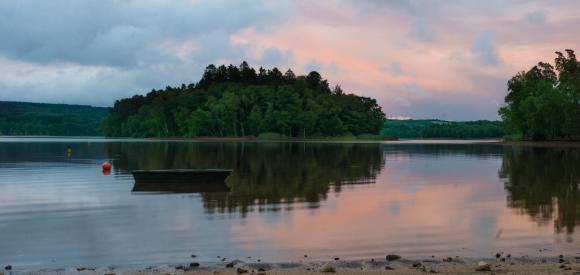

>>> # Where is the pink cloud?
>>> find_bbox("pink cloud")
[229,0,580,120]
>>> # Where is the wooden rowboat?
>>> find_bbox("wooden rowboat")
[131,169,232,193]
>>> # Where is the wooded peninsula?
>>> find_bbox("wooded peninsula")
[102,62,386,138]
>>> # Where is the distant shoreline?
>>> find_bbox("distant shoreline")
[489,140,580,148]
[2,136,580,147]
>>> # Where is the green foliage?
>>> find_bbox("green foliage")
[103,62,386,138]
[499,49,580,140]
[0,101,109,136]
[381,119,438,138]
[421,120,504,139]
[382,119,504,139]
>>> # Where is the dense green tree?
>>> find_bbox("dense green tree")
[381,119,504,139]
[421,120,504,139]
[499,49,580,140]
[0,101,108,136]
[103,62,386,138]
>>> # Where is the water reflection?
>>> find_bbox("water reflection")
[2,139,580,269]
[105,142,384,215]
[499,147,580,234]
[381,143,504,158]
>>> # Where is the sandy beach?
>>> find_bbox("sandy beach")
[9,256,580,275]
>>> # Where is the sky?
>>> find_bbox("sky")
[1,0,579,120]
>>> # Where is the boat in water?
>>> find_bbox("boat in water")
[131,169,232,193]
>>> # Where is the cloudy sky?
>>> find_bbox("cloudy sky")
[1,0,579,120]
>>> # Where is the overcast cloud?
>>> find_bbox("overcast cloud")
[1,0,579,120]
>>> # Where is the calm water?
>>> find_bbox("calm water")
[0,138,579,270]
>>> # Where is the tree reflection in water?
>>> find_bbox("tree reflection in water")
[105,142,384,216]
[499,147,580,234]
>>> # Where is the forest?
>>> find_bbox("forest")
[102,62,386,138]
[381,119,504,139]
[499,49,580,140]
[0,101,109,136]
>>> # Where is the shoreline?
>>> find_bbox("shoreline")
[2,135,580,148]
[9,256,580,274]
[489,140,580,148]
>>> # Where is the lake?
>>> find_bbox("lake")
[0,138,578,270]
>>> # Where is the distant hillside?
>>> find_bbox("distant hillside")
[382,119,504,139]
[0,101,110,136]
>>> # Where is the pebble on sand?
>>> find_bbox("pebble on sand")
[476,261,491,272]
[412,262,426,272]
[320,263,337,273]
[190,262,200,268]
[412,262,423,268]
[386,254,401,261]
[384,266,395,270]
[236,267,248,274]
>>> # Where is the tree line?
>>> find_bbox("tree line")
[102,62,386,138]
[382,119,504,139]
[0,101,108,136]
[499,49,580,140]
[421,120,504,139]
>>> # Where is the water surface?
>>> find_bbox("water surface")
[0,138,578,269]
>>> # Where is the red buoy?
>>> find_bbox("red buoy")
[102,161,111,171]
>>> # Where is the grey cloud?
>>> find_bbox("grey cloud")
[259,48,295,68]
[304,59,339,76]
[407,18,436,42]
[384,95,501,121]
[471,30,500,66]
[377,73,506,120]
[523,10,547,25]
[0,0,289,68]
[0,0,291,106]
[305,59,321,72]
[343,0,416,15]
[383,62,403,76]
[399,83,424,95]
[382,62,416,77]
